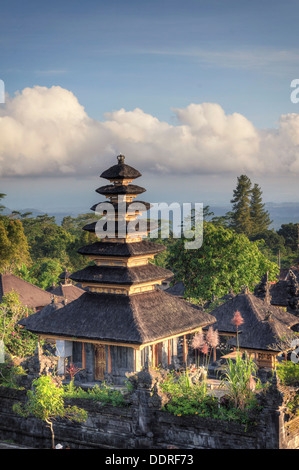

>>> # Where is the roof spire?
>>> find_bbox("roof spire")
[117,154,125,164]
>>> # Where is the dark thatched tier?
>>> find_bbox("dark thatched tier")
[82,220,157,234]
[19,289,216,345]
[96,184,146,196]
[69,264,173,285]
[100,159,141,181]
[90,200,152,213]
[46,283,85,302]
[208,291,299,352]
[77,240,166,257]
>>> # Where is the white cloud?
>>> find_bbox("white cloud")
[0,85,299,178]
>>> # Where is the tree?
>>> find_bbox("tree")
[167,222,279,302]
[0,193,7,214]
[22,215,74,264]
[249,183,272,237]
[26,258,64,290]
[0,218,31,272]
[13,375,87,448]
[229,175,253,236]
[0,291,38,357]
[277,223,299,252]
[61,213,99,237]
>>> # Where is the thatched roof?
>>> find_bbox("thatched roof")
[19,288,216,346]
[77,240,165,258]
[208,291,299,352]
[46,284,85,302]
[90,200,152,213]
[82,219,156,234]
[270,281,288,307]
[0,273,59,309]
[96,184,146,196]
[100,155,141,181]
[70,264,173,285]
[58,270,71,281]
[165,281,185,297]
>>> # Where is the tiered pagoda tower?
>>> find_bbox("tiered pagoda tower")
[20,155,215,384]
[71,154,170,296]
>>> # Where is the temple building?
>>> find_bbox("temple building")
[20,155,216,384]
[208,287,299,369]
[47,271,85,303]
[0,273,61,311]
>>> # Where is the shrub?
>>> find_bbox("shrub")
[159,367,260,426]
[219,353,258,410]
[63,381,127,407]
[276,361,299,387]
[0,360,27,389]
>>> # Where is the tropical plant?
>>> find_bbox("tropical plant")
[62,381,127,407]
[219,353,258,411]
[231,310,244,350]
[0,291,39,357]
[167,222,279,302]
[13,375,88,448]
[276,361,299,387]
[0,360,27,389]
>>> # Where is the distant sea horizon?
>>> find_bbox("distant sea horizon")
[3,201,298,231]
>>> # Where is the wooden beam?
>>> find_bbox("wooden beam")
[40,323,214,353]
[82,342,86,369]
[183,335,187,364]
[167,339,171,365]
[107,345,111,373]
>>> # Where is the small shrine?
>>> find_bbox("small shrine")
[20,155,215,384]
[0,273,60,311]
[208,287,299,369]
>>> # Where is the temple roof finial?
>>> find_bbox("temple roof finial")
[117,154,125,164]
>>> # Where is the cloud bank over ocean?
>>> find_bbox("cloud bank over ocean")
[1,85,299,178]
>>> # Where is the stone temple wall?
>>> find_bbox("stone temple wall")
[0,367,297,449]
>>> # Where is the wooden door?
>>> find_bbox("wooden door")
[153,342,163,368]
[94,344,106,380]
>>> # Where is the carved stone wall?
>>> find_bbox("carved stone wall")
[0,368,297,449]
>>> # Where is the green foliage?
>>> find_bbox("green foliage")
[219,354,258,410]
[229,175,272,238]
[159,368,260,425]
[286,393,299,417]
[276,362,299,418]
[63,380,127,407]
[276,361,299,387]
[0,292,39,357]
[0,360,27,389]
[13,375,88,448]
[17,212,98,278]
[0,218,31,273]
[230,174,253,236]
[22,215,74,263]
[168,222,279,301]
[250,183,272,237]
[19,258,64,290]
[277,223,299,252]
[0,193,6,214]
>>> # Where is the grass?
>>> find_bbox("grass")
[158,368,262,427]
[62,380,128,407]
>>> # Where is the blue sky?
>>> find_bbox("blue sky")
[1,0,299,212]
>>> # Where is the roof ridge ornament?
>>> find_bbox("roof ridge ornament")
[117,154,125,164]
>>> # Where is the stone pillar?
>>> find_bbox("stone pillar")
[126,366,164,448]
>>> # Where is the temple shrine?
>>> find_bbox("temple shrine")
[20,155,215,384]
